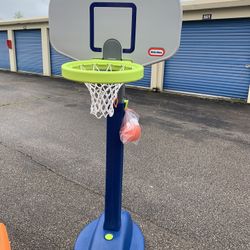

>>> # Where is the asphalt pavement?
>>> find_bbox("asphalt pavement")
[0,71,249,250]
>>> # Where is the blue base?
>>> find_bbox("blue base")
[74,211,144,250]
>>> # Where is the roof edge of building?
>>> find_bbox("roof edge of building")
[0,17,48,26]
[183,0,250,11]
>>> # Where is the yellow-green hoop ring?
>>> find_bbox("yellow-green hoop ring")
[62,59,144,84]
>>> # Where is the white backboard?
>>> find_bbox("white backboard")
[49,0,182,66]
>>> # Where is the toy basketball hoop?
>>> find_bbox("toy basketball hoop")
[49,0,182,249]
[62,59,144,118]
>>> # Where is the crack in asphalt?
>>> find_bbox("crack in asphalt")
[0,140,197,246]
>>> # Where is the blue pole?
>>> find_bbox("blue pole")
[104,103,125,231]
[74,99,144,250]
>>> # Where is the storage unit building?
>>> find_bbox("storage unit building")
[164,18,250,100]
[15,29,43,74]
[0,31,10,70]
[162,0,250,101]
[0,1,250,101]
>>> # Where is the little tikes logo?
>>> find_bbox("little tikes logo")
[148,48,166,57]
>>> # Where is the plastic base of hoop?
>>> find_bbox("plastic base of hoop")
[74,211,144,250]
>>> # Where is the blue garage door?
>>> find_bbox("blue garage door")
[15,29,43,74]
[0,31,10,70]
[128,66,151,88]
[50,45,73,76]
[164,19,250,100]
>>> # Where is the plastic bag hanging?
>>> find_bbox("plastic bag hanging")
[120,109,142,144]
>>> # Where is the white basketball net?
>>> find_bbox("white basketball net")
[83,63,124,119]
[85,82,123,119]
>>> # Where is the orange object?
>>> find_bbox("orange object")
[120,109,142,144]
[120,122,141,143]
[0,224,11,250]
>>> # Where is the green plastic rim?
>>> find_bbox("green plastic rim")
[62,59,144,84]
